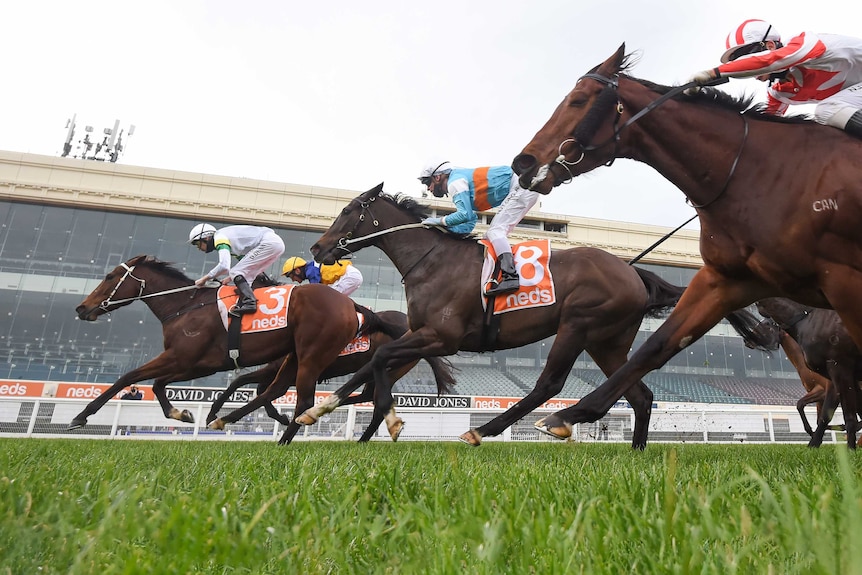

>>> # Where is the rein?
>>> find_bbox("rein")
[98,262,220,322]
[332,195,427,256]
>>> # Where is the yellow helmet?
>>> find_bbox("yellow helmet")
[282,256,307,276]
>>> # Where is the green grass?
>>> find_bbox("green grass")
[2,439,862,574]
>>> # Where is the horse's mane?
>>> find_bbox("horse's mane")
[136,255,194,283]
[616,53,814,124]
[379,193,476,240]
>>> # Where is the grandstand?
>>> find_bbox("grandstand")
[0,150,817,410]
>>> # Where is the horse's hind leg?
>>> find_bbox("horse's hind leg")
[589,343,653,450]
[151,377,194,423]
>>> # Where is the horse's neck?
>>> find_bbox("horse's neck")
[139,273,199,320]
[622,86,748,208]
[378,228,474,281]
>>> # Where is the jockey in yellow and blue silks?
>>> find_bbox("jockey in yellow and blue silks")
[418,161,539,296]
[282,256,364,296]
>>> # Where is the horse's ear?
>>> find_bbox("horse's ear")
[371,182,384,195]
[598,43,626,76]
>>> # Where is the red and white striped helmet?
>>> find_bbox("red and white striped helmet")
[721,19,782,63]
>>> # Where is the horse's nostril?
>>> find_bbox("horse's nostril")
[512,154,537,176]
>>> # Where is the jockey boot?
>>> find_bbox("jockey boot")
[845,110,862,140]
[484,252,520,296]
[231,275,257,316]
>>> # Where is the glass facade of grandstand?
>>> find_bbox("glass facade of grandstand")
[0,199,804,405]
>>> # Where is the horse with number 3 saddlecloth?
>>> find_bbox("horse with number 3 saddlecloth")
[303,184,775,448]
[70,255,406,444]
[512,44,862,447]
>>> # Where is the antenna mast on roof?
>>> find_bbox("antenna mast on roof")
[60,114,135,163]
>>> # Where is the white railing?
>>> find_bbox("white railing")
[0,396,844,444]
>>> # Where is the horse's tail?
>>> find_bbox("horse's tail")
[634,267,778,352]
[425,356,458,396]
[633,266,686,318]
[353,302,408,340]
[725,308,779,353]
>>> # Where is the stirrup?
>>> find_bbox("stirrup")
[229,302,256,316]
[484,277,520,297]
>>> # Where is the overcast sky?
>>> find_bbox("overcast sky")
[3,1,860,229]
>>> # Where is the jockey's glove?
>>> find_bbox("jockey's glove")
[421,217,445,227]
[684,68,721,95]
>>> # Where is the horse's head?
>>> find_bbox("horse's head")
[311,182,429,264]
[512,44,630,194]
[76,255,151,321]
[75,255,193,321]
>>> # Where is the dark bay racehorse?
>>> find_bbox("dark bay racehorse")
[205,310,456,442]
[512,44,862,447]
[306,184,774,448]
[756,298,862,447]
[71,255,402,443]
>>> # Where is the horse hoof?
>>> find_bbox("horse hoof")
[67,418,87,431]
[295,411,317,426]
[208,419,225,431]
[388,419,404,442]
[534,417,572,440]
[180,410,195,424]
[458,429,482,446]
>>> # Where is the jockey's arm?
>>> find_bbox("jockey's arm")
[441,185,477,229]
[718,32,825,78]
[206,244,233,280]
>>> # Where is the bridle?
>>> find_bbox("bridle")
[98,262,199,311]
[327,193,438,282]
[539,72,745,209]
[331,194,426,257]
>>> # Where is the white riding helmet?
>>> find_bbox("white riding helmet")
[721,19,782,63]
[188,223,216,244]
[417,160,453,183]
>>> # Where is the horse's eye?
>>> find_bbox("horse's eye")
[569,95,589,108]
[341,206,352,215]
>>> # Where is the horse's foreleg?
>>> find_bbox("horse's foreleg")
[278,360,329,445]
[67,352,182,430]
[206,368,265,424]
[209,358,297,430]
[796,387,826,437]
[809,385,839,447]
[536,270,759,438]
[296,361,382,425]
[825,360,857,449]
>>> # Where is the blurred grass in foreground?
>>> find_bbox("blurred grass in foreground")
[2,439,862,574]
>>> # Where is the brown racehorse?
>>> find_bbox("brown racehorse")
[512,44,862,448]
[306,184,775,448]
[71,255,403,443]
[777,331,837,439]
[756,298,862,447]
[205,310,456,442]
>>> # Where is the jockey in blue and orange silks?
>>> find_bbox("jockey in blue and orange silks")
[418,160,539,296]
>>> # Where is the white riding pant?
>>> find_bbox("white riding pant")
[329,265,364,296]
[813,82,862,128]
[229,231,285,282]
[483,173,540,256]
